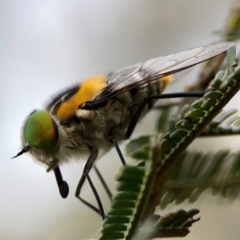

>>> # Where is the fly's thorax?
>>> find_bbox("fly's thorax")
[57,104,121,151]
[56,121,97,163]
[47,76,107,121]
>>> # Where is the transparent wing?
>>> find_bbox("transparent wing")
[106,42,234,93]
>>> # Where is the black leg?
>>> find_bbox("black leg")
[53,166,69,198]
[111,138,127,166]
[75,150,105,219]
[94,165,112,200]
[126,91,207,138]
[48,159,69,198]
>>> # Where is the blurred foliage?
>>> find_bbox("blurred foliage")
[220,4,240,42]
[184,2,240,94]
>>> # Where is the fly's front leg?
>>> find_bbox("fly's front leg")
[75,150,105,219]
[53,166,69,198]
[47,159,69,198]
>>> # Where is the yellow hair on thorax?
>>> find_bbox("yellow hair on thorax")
[57,76,107,120]
[160,75,172,91]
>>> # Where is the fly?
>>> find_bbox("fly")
[13,42,234,219]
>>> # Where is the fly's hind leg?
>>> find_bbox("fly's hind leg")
[126,91,207,138]
[111,138,127,166]
[111,91,207,167]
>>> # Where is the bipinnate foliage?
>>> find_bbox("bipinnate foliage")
[95,6,240,238]
[94,45,240,240]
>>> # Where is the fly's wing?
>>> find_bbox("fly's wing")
[86,42,234,107]
[108,42,234,91]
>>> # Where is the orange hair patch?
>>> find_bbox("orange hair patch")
[160,75,172,91]
[57,76,107,120]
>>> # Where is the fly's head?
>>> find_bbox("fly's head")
[14,110,60,167]
[14,110,69,198]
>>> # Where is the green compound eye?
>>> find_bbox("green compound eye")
[23,110,59,151]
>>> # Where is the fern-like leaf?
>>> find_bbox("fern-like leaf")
[126,46,240,217]
[132,209,200,239]
[159,149,240,209]
[201,108,240,135]
[98,143,159,240]
[126,136,240,209]
[98,44,240,240]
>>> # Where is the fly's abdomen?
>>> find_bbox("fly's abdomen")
[110,77,169,141]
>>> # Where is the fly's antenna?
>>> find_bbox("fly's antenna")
[12,146,30,158]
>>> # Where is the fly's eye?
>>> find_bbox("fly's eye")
[23,111,59,151]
